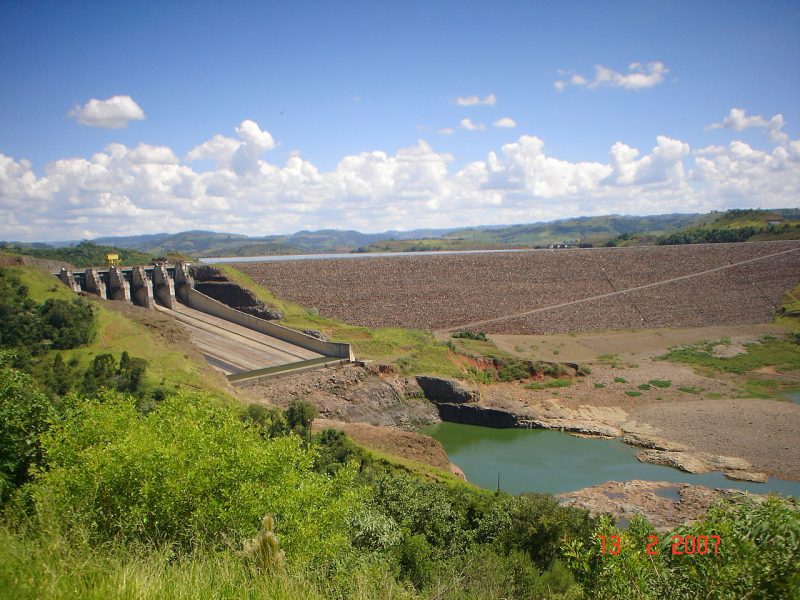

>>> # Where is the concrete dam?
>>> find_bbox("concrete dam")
[56,263,354,383]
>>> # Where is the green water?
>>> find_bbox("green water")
[783,389,800,404]
[426,422,800,496]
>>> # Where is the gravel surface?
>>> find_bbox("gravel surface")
[629,399,800,480]
[234,241,800,334]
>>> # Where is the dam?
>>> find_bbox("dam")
[55,262,354,382]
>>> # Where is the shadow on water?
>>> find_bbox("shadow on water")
[425,421,800,496]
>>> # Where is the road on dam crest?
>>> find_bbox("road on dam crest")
[157,302,322,374]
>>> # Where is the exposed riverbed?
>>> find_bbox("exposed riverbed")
[426,421,800,496]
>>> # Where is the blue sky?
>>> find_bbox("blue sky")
[1,1,798,241]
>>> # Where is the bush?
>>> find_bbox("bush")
[525,379,572,390]
[452,331,488,342]
[625,390,643,397]
[614,377,627,383]
[648,379,672,388]
[27,391,364,564]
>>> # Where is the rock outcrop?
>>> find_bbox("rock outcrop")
[189,265,284,320]
[415,375,480,404]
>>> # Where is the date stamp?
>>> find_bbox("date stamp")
[599,534,721,556]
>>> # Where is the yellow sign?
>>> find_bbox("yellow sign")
[106,253,120,266]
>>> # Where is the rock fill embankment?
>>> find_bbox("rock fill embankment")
[190,265,283,320]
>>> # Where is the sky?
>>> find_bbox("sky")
[1,1,799,242]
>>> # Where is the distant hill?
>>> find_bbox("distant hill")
[8,209,800,260]
[0,241,155,268]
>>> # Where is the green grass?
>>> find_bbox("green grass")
[660,336,800,374]
[648,379,672,388]
[741,379,781,399]
[524,379,572,390]
[624,390,643,397]
[594,383,606,389]
[677,386,703,394]
[613,377,627,383]
[637,383,651,391]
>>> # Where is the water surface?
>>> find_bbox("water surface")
[426,422,800,496]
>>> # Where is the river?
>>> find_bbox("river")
[426,422,800,496]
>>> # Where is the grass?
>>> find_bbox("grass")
[741,379,782,399]
[637,383,651,391]
[613,377,627,383]
[594,383,606,389]
[524,379,572,390]
[648,379,672,388]
[677,386,703,394]
[624,390,643,397]
[660,336,800,375]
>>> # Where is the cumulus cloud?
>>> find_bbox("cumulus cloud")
[493,117,517,129]
[556,62,669,91]
[1,118,798,241]
[707,108,788,144]
[68,95,146,128]
[460,118,486,131]
[437,127,455,135]
[454,94,496,106]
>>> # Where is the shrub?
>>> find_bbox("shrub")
[28,391,364,564]
[637,383,651,391]
[525,379,572,390]
[648,379,672,388]
[625,390,643,397]
[452,330,488,342]
[594,383,606,389]
[614,377,627,383]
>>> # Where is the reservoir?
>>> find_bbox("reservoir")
[426,422,800,497]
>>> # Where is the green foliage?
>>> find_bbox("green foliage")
[240,403,288,437]
[452,330,489,342]
[81,351,148,396]
[661,336,800,374]
[0,363,56,501]
[594,383,606,389]
[565,496,800,599]
[243,514,285,575]
[637,383,651,390]
[677,386,703,394]
[648,379,672,388]
[285,398,317,442]
[0,269,94,354]
[613,376,627,383]
[525,379,572,390]
[625,390,643,397]
[27,391,363,563]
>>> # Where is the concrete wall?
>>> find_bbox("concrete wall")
[57,268,82,293]
[131,267,155,308]
[185,287,354,360]
[84,269,107,299]
[173,262,194,303]
[152,264,176,309]
[107,267,131,302]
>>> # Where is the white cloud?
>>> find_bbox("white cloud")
[437,127,455,135]
[556,62,669,91]
[1,118,798,241]
[68,95,146,129]
[707,108,788,144]
[454,93,496,106]
[493,117,517,129]
[460,118,486,131]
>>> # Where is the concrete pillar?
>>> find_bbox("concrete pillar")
[57,268,82,293]
[107,266,132,302]
[83,269,107,299]
[152,264,176,308]
[173,261,194,303]
[131,267,155,309]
